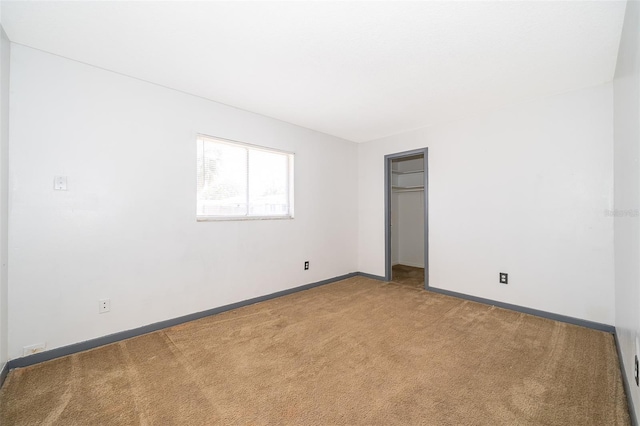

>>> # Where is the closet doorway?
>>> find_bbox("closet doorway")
[384,148,428,289]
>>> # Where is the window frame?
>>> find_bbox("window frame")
[196,134,295,221]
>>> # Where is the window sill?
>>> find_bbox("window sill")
[197,215,294,222]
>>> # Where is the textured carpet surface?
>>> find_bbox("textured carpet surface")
[392,264,425,289]
[0,277,631,425]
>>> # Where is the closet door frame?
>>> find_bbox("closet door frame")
[384,148,429,289]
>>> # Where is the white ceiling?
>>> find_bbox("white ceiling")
[0,1,627,143]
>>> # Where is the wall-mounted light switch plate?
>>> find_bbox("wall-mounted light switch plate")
[54,176,67,191]
[499,272,508,284]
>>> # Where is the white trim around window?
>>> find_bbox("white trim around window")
[196,135,294,221]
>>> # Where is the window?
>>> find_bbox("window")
[196,135,294,220]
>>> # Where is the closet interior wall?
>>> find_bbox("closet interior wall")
[391,156,425,269]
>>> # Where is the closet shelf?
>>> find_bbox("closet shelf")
[391,170,424,175]
[392,185,424,193]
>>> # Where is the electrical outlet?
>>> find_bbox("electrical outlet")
[54,176,67,191]
[23,343,46,357]
[304,261,309,270]
[99,298,111,314]
[499,272,508,284]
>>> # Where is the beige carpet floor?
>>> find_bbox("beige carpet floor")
[0,276,631,425]
[392,264,425,289]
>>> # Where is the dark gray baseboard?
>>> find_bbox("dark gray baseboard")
[426,286,615,333]
[356,272,386,281]
[7,272,358,370]
[0,362,7,388]
[614,331,639,426]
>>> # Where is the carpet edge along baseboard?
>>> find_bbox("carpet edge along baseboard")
[426,286,615,333]
[7,272,360,371]
[0,362,7,388]
[614,332,639,426]
[5,273,615,373]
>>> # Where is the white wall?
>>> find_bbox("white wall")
[613,0,640,419]
[358,83,615,325]
[7,45,358,360]
[393,157,425,268]
[391,157,424,268]
[395,191,424,268]
[0,23,10,370]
